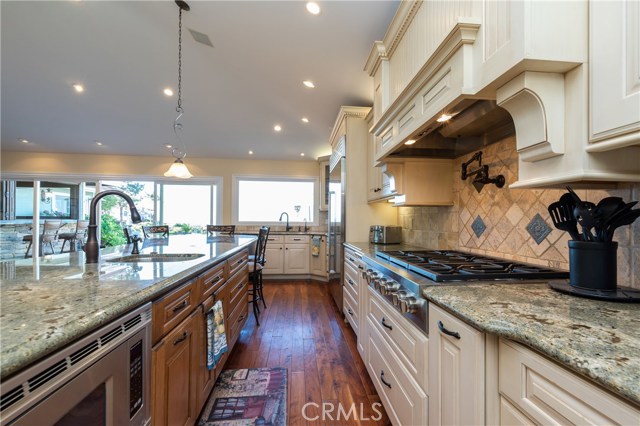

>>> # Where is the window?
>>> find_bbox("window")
[14,181,80,219]
[234,176,317,225]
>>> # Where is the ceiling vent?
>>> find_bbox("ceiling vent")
[188,29,213,47]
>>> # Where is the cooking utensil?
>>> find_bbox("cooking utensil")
[574,202,597,241]
[548,194,581,240]
[605,209,640,241]
[593,197,624,240]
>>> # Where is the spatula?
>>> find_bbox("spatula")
[548,194,581,240]
[605,209,640,241]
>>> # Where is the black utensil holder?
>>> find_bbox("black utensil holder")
[569,241,618,291]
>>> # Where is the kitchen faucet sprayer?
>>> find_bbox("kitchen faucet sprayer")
[85,190,142,264]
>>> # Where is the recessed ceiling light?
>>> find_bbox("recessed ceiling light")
[404,139,416,145]
[73,83,84,93]
[165,144,173,149]
[303,80,315,88]
[301,117,309,123]
[248,150,254,155]
[300,153,305,157]
[306,2,321,15]
[163,88,174,96]
[18,138,29,144]
[274,125,282,132]
[95,140,103,146]
[437,113,453,123]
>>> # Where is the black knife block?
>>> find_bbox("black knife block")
[569,241,618,291]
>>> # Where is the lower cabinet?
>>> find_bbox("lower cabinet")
[309,235,327,277]
[263,235,312,275]
[152,309,199,426]
[428,303,485,426]
[498,339,640,425]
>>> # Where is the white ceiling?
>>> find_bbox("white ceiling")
[1,0,399,161]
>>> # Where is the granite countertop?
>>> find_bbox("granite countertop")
[0,234,256,379]
[344,241,640,406]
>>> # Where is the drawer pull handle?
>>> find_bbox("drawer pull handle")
[172,300,188,313]
[293,238,301,241]
[357,265,364,270]
[348,278,355,286]
[173,332,189,345]
[238,315,245,323]
[381,317,393,330]
[211,276,221,283]
[438,321,460,339]
[237,259,243,265]
[380,370,392,389]
[237,282,245,290]
[347,308,353,316]
[348,257,355,262]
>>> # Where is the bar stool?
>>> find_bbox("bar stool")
[59,220,89,253]
[23,220,63,257]
[142,225,169,239]
[206,225,235,236]
[248,226,269,326]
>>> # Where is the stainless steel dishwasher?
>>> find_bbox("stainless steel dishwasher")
[0,303,152,426]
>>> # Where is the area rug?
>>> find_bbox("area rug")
[198,368,288,426]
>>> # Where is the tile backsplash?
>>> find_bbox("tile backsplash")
[398,137,640,289]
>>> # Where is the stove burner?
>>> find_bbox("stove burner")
[377,249,569,282]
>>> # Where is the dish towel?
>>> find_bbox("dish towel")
[206,300,228,370]
[311,236,321,257]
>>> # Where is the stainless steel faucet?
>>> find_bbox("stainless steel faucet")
[85,190,142,263]
[279,212,291,232]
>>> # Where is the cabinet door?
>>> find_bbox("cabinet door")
[152,310,198,426]
[589,0,640,146]
[428,304,485,426]
[367,129,383,202]
[309,236,327,277]
[284,243,310,274]
[263,244,284,274]
[319,160,330,211]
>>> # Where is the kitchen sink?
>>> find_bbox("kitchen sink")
[106,253,204,263]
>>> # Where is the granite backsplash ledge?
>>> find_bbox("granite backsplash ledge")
[398,137,640,289]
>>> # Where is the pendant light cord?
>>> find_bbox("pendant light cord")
[173,4,187,160]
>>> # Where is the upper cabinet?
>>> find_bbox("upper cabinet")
[366,0,640,189]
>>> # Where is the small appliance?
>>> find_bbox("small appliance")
[369,225,402,244]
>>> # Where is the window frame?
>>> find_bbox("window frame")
[232,174,319,227]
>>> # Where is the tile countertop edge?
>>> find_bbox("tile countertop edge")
[422,286,640,407]
[0,237,255,380]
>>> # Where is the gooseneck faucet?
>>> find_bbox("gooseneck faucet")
[85,190,142,264]
[279,212,291,232]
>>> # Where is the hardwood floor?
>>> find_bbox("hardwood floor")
[225,280,392,426]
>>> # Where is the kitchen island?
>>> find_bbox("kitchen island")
[344,241,640,411]
[0,233,256,380]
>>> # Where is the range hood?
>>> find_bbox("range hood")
[388,100,515,159]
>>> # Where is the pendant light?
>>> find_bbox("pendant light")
[165,0,193,179]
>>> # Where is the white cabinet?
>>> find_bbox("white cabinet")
[309,235,326,277]
[383,158,454,207]
[283,238,309,274]
[588,0,640,149]
[499,339,640,426]
[263,235,310,275]
[428,303,485,426]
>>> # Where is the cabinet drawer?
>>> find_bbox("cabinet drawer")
[367,322,428,426]
[266,235,284,243]
[227,269,249,312]
[199,262,225,302]
[343,288,358,336]
[152,279,198,343]
[284,235,309,244]
[499,339,640,425]
[368,288,427,391]
[227,250,248,278]
[343,261,359,300]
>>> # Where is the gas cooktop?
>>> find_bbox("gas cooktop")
[376,249,569,282]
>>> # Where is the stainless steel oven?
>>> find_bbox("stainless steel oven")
[1,303,152,426]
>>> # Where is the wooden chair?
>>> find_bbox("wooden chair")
[206,225,235,237]
[248,226,269,326]
[59,220,89,253]
[142,225,169,239]
[23,220,63,257]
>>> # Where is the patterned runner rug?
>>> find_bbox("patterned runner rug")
[198,368,288,426]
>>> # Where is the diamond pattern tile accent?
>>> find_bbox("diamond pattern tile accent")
[471,216,486,238]
[526,213,552,245]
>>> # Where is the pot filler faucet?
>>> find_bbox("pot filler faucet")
[279,212,291,232]
[85,190,142,264]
